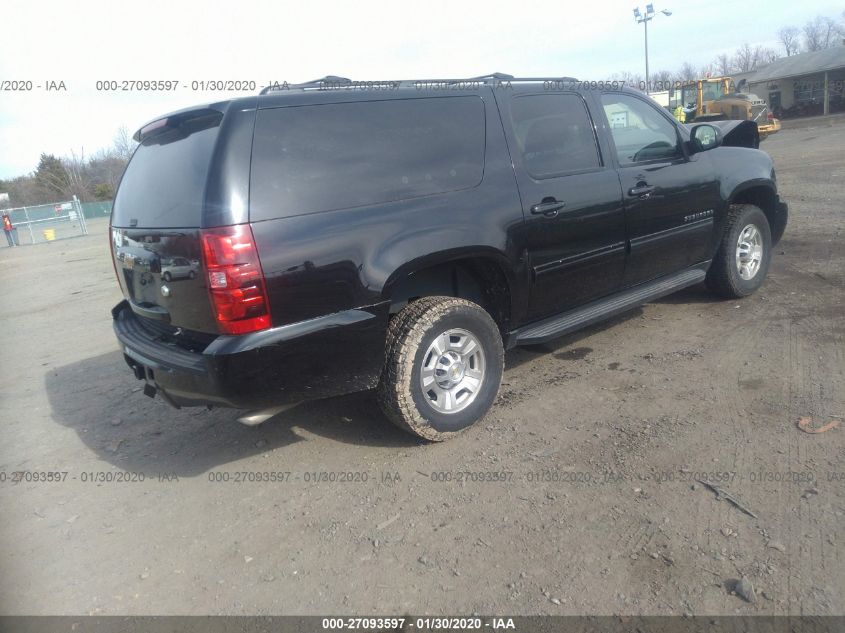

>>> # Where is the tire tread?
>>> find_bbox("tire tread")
[377,296,502,441]
[706,203,770,299]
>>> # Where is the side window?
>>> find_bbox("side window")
[250,97,485,219]
[510,94,601,179]
[600,93,681,164]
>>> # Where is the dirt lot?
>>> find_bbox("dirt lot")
[1,118,843,617]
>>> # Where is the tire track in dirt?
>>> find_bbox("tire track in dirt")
[765,259,842,614]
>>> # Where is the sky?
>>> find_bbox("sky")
[0,0,842,179]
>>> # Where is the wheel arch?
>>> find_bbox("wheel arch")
[728,181,786,245]
[382,249,516,334]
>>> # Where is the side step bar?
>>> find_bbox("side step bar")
[510,264,709,347]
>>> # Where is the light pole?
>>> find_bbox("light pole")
[633,5,672,94]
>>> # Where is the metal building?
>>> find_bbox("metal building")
[732,45,845,117]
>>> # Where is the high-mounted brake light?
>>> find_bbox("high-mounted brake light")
[201,225,271,334]
[136,117,169,142]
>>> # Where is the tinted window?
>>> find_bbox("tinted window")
[250,97,485,219]
[510,94,600,179]
[112,115,221,228]
[600,93,680,164]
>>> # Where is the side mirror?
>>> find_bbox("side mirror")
[689,124,722,153]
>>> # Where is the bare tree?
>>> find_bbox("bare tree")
[7,174,43,206]
[778,26,801,56]
[113,125,137,162]
[675,62,698,83]
[651,69,673,90]
[698,62,715,78]
[804,18,824,51]
[88,149,128,195]
[731,44,777,73]
[61,150,93,201]
[733,43,755,72]
[611,71,645,90]
[755,47,779,67]
[803,15,844,51]
[714,53,733,76]
[1,125,136,206]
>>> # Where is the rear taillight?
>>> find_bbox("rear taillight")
[767,112,774,121]
[200,225,271,334]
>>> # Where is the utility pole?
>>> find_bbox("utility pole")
[633,5,672,94]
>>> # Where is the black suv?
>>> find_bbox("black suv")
[110,75,788,441]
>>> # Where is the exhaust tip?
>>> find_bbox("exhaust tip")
[237,403,300,426]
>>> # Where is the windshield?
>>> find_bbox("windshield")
[701,81,728,102]
[670,81,730,110]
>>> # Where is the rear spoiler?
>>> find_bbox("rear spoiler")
[133,107,224,144]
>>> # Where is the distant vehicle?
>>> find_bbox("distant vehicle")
[109,74,788,441]
[669,77,781,139]
[161,257,197,281]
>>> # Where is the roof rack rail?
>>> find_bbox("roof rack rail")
[504,76,580,82]
[466,72,515,81]
[260,75,353,95]
[409,74,579,84]
[258,74,582,95]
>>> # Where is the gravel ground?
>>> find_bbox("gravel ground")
[0,118,842,616]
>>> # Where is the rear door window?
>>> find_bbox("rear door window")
[250,97,486,220]
[509,94,601,179]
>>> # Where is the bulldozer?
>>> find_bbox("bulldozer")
[669,77,781,139]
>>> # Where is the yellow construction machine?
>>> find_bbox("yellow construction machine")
[669,77,781,139]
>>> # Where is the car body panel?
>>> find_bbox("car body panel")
[250,87,527,328]
[111,227,218,332]
[113,299,388,408]
[110,81,787,411]
[492,89,627,321]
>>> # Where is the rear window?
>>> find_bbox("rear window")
[250,97,485,220]
[112,112,222,228]
[510,94,601,178]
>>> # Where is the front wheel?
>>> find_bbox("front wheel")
[377,297,504,441]
[706,204,772,298]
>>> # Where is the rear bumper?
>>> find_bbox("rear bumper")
[112,300,389,409]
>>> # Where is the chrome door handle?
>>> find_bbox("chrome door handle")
[628,184,656,197]
[530,201,566,217]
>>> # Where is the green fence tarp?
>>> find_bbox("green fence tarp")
[5,200,112,223]
[80,201,112,219]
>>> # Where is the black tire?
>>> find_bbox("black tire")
[377,296,504,441]
[162,272,172,282]
[706,204,772,298]
[189,270,196,279]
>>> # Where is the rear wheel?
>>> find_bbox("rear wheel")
[706,204,772,298]
[377,297,504,441]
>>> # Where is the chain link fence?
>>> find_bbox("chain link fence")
[3,196,91,246]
